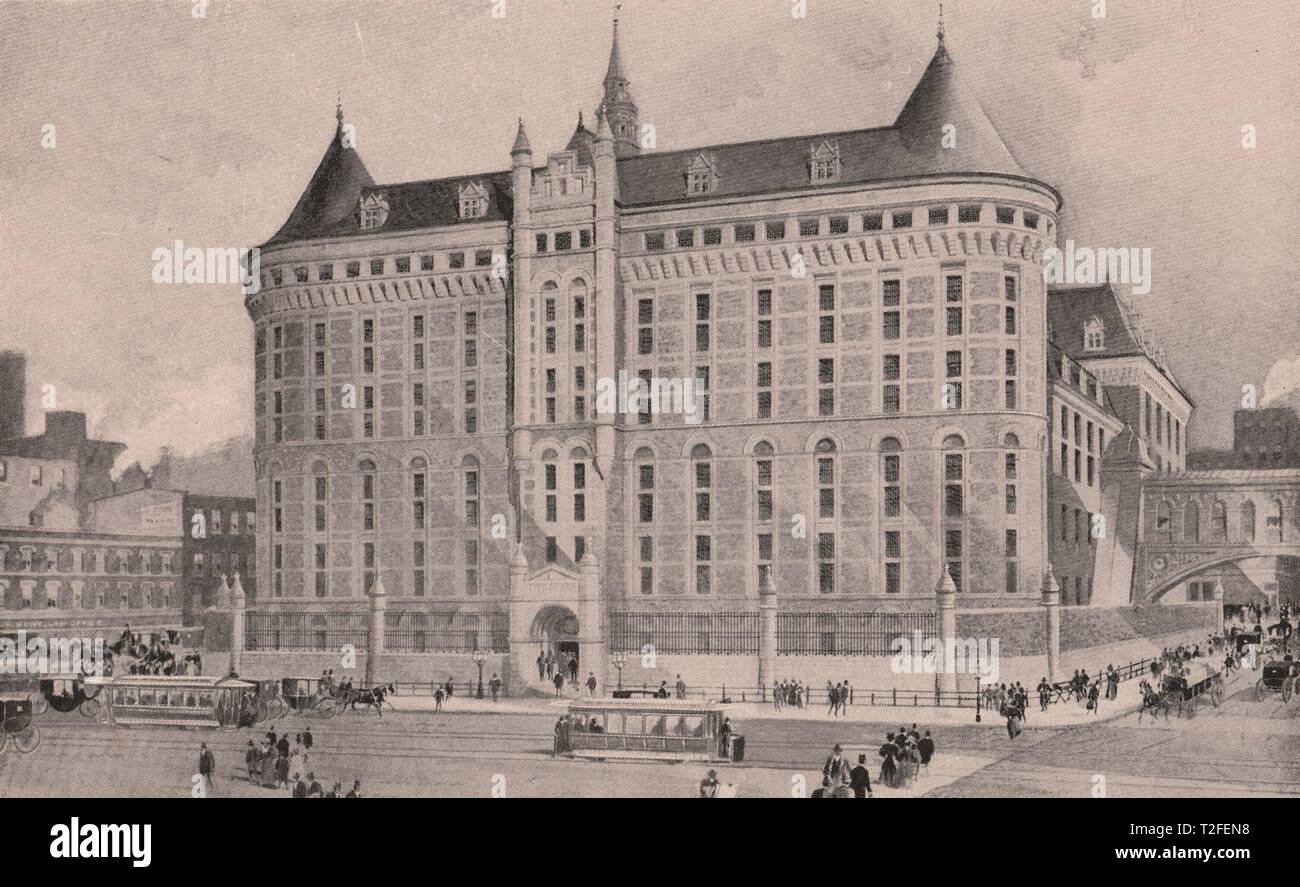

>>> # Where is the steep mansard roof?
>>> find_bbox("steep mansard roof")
[1047,282,1193,408]
[266,120,375,247]
[265,37,1049,246]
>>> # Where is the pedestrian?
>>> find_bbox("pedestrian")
[292,772,308,798]
[842,679,851,710]
[303,727,313,754]
[1005,700,1023,740]
[545,652,554,679]
[699,769,720,798]
[918,730,935,770]
[537,651,546,681]
[567,655,579,683]
[850,754,873,798]
[307,772,323,798]
[823,743,850,792]
[1087,680,1100,715]
[346,780,362,798]
[1037,677,1050,711]
[489,672,502,702]
[434,685,445,711]
[553,670,565,698]
[244,740,256,782]
[675,674,686,700]
[585,671,597,697]
[198,742,216,796]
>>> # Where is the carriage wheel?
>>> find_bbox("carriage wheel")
[1255,679,1266,702]
[1210,683,1224,707]
[13,723,40,754]
[271,699,288,721]
[31,696,49,717]
[78,698,101,719]
[316,698,337,719]
[1284,679,1293,704]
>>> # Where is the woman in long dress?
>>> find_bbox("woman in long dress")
[878,734,899,787]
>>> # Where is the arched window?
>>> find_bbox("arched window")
[754,441,775,587]
[942,435,966,592]
[634,447,656,595]
[1156,501,1172,542]
[815,439,837,594]
[1269,499,1284,542]
[359,460,376,532]
[1183,501,1199,543]
[1240,500,1256,543]
[1003,435,1018,517]
[691,444,713,594]
[1212,501,1228,540]
[410,457,427,530]
[881,437,903,595]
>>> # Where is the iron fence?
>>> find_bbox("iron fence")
[245,611,368,652]
[384,610,509,653]
[777,611,936,656]
[607,612,759,655]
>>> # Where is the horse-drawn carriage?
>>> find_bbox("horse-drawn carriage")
[38,672,105,720]
[1139,659,1224,722]
[0,691,41,754]
[280,678,339,718]
[1254,656,1298,703]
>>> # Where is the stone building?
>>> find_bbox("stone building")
[243,20,1084,692]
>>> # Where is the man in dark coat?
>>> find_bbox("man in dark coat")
[849,754,873,798]
[303,727,313,753]
[918,731,935,769]
[198,743,216,795]
[553,670,565,698]
[276,733,290,759]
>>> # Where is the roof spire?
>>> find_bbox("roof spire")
[937,3,945,44]
[511,117,531,155]
[336,92,344,129]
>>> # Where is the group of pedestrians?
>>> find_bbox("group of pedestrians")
[811,726,936,798]
[773,679,808,709]
[825,680,852,716]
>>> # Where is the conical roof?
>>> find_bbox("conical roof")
[892,37,1026,178]
[602,19,633,105]
[565,113,596,169]
[267,115,374,246]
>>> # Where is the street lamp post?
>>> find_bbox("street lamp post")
[612,652,626,691]
[473,650,486,699]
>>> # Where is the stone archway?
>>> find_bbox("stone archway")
[530,605,580,679]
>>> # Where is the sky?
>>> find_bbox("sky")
[0,0,1296,470]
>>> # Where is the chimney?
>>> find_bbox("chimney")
[0,350,26,441]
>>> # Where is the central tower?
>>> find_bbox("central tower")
[599,18,640,158]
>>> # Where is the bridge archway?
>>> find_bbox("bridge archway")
[1145,551,1300,604]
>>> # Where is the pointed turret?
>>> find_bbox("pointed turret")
[511,117,532,157]
[892,25,1026,178]
[598,17,640,158]
[266,101,374,246]
[565,111,596,170]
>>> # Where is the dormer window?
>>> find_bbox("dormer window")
[359,192,389,230]
[685,153,718,195]
[809,141,840,183]
[1084,316,1105,352]
[458,181,489,220]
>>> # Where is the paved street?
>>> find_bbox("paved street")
[2,674,1297,798]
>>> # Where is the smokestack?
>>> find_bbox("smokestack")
[0,350,26,441]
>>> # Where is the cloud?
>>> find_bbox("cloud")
[1262,356,1300,407]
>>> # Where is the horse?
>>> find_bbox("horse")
[1137,679,1181,723]
[342,683,396,716]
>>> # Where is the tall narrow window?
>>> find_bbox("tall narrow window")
[945,274,963,336]
[882,279,901,341]
[754,441,775,587]
[636,448,654,523]
[360,460,376,532]
[756,288,772,349]
[883,353,901,414]
[463,456,480,528]
[942,435,966,592]
[411,457,427,530]
[883,436,904,593]
[818,283,836,345]
[815,438,837,594]
[691,445,712,595]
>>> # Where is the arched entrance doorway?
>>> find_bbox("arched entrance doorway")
[531,605,580,681]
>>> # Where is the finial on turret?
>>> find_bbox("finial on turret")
[578,110,584,129]
[937,3,945,44]
[511,117,532,155]
[336,93,344,130]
